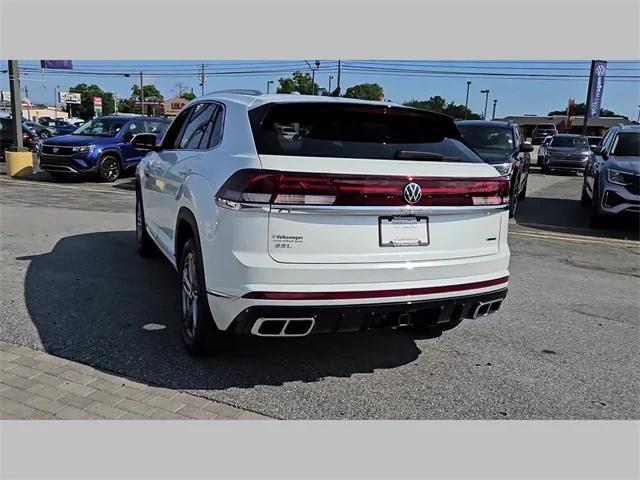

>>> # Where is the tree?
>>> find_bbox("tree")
[404,96,482,120]
[344,83,384,101]
[548,102,625,118]
[67,83,115,120]
[180,91,196,101]
[276,71,319,95]
[130,84,164,103]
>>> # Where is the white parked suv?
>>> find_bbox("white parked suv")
[133,90,511,355]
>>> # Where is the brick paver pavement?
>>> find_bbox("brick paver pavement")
[0,341,268,420]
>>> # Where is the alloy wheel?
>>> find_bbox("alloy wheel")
[181,252,198,340]
[101,157,120,181]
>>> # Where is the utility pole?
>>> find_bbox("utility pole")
[492,98,497,119]
[328,75,334,93]
[23,85,31,121]
[464,81,471,119]
[480,89,490,119]
[114,93,119,115]
[636,105,639,123]
[198,64,205,96]
[336,60,341,94]
[7,60,24,149]
[54,85,60,121]
[139,72,145,116]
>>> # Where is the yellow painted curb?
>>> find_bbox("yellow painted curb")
[5,151,34,178]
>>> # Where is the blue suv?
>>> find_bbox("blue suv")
[40,115,170,182]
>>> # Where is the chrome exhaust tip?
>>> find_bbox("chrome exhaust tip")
[470,299,503,319]
[251,317,315,337]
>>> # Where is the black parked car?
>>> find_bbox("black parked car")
[0,117,40,159]
[23,121,57,139]
[456,120,534,218]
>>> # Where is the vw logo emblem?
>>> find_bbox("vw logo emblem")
[52,147,59,153]
[403,182,422,204]
[595,65,606,76]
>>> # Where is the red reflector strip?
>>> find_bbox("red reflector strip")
[243,276,509,300]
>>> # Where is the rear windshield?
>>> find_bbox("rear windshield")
[536,124,556,129]
[248,103,483,162]
[550,136,588,147]
[612,132,640,156]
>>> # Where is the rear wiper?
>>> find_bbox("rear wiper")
[394,150,462,162]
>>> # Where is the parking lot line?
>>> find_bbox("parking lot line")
[0,176,131,195]
[509,229,639,248]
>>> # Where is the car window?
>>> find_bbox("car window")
[600,129,616,152]
[251,103,483,162]
[611,132,640,156]
[202,105,224,149]
[456,124,514,152]
[144,120,169,138]
[121,120,144,141]
[177,103,217,149]
[549,136,588,148]
[162,107,194,149]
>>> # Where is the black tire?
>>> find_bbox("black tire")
[580,179,591,207]
[590,181,605,228]
[135,187,157,257]
[97,155,121,182]
[517,176,528,201]
[178,237,228,356]
[508,184,519,219]
[540,164,550,174]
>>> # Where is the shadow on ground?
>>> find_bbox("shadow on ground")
[516,172,639,241]
[19,231,422,392]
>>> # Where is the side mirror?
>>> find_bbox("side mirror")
[131,133,158,151]
[519,142,534,153]
[592,146,603,155]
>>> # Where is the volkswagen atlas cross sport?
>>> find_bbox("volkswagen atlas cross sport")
[133,90,511,355]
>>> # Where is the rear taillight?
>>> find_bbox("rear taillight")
[216,169,509,207]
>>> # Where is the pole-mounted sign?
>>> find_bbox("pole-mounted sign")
[93,96,103,117]
[583,60,607,134]
[58,92,81,104]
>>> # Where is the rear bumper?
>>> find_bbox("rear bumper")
[229,288,508,335]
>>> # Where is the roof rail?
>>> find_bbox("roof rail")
[205,89,262,96]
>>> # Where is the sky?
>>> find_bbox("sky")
[3,60,640,120]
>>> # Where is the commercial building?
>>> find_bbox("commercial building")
[499,115,635,137]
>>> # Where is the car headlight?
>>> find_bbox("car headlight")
[607,169,628,186]
[72,145,95,153]
[493,163,513,177]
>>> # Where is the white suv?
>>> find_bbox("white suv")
[134,91,511,355]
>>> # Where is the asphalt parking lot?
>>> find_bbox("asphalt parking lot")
[1,164,638,420]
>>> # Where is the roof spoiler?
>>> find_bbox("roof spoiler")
[206,89,262,96]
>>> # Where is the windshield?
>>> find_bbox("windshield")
[536,124,555,129]
[550,136,588,148]
[72,118,127,137]
[457,124,514,152]
[612,133,640,156]
[249,103,483,162]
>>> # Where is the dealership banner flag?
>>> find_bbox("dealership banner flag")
[40,60,73,69]
[586,60,607,119]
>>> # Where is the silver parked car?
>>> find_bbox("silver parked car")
[581,125,640,226]
[538,134,592,174]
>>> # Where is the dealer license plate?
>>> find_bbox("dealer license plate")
[379,216,429,247]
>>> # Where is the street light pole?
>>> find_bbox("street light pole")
[637,105,640,123]
[492,98,497,119]
[266,80,274,94]
[464,81,471,119]
[480,89,490,119]
[328,75,334,93]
